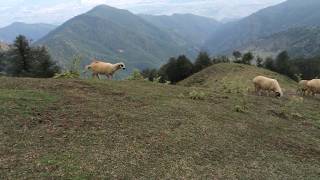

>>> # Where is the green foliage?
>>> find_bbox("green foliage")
[53,55,82,79]
[141,68,158,81]
[256,56,263,67]
[235,52,254,65]
[159,55,194,84]
[275,51,290,75]
[4,35,60,78]
[127,69,144,81]
[68,55,82,75]
[188,90,206,100]
[53,72,80,79]
[263,51,320,81]
[193,52,212,73]
[263,57,275,71]
[212,56,230,64]
[232,51,242,62]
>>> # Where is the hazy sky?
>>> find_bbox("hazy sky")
[0,0,286,27]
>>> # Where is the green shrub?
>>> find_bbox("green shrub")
[234,105,247,113]
[53,71,80,79]
[189,90,206,100]
[54,55,82,79]
[127,69,144,80]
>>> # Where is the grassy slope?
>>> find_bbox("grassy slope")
[180,63,297,93]
[1,64,320,179]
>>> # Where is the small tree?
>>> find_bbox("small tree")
[233,51,242,62]
[10,35,32,76]
[193,51,212,73]
[174,55,194,83]
[256,56,263,67]
[29,46,60,78]
[263,57,275,71]
[212,56,230,64]
[141,68,158,81]
[159,55,194,84]
[241,52,254,65]
[275,51,290,75]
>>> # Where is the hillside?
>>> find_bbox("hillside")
[240,27,320,58]
[140,14,220,46]
[0,22,56,43]
[204,0,320,55]
[180,63,297,93]
[1,64,320,178]
[36,5,197,76]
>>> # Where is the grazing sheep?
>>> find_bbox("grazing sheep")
[85,59,126,79]
[253,76,283,98]
[306,79,320,96]
[297,80,309,96]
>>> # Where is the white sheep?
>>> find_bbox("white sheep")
[306,79,320,96]
[85,59,126,79]
[297,80,309,96]
[253,76,283,98]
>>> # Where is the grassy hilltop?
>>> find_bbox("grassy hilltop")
[1,63,320,179]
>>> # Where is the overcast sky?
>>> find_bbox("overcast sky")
[0,0,286,27]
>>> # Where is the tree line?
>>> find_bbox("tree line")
[0,35,60,78]
[142,50,320,84]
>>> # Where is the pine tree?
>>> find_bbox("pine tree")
[275,51,290,75]
[193,52,212,73]
[29,46,60,78]
[263,57,275,71]
[256,56,263,67]
[233,51,242,63]
[12,35,31,75]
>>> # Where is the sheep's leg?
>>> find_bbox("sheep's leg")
[92,73,97,79]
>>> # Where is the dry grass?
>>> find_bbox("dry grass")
[0,64,320,179]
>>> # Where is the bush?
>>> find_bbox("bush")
[127,69,144,80]
[4,35,60,78]
[189,90,206,100]
[53,71,80,79]
[141,68,158,81]
[53,55,83,79]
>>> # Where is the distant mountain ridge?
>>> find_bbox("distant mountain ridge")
[240,26,320,58]
[204,0,320,56]
[0,22,56,43]
[140,13,220,46]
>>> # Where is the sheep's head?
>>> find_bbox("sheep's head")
[117,63,126,70]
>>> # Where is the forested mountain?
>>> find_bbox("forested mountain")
[140,14,220,46]
[0,22,56,43]
[204,0,320,55]
[36,5,199,75]
[240,27,320,58]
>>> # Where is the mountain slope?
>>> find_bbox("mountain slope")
[204,0,320,55]
[36,5,197,75]
[240,26,320,58]
[0,22,56,43]
[180,63,296,93]
[140,14,220,46]
[1,65,320,178]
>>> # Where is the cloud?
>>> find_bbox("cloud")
[0,0,286,27]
